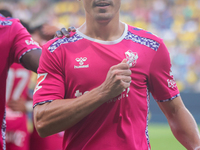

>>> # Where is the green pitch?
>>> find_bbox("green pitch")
[148,123,200,150]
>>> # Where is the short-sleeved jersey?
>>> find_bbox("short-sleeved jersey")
[33,23,179,150]
[0,14,41,150]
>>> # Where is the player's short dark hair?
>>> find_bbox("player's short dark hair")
[0,9,12,17]
[20,20,33,34]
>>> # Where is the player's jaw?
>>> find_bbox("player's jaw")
[83,0,121,23]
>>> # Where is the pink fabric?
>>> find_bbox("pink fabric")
[6,115,30,150]
[6,63,31,104]
[30,127,63,150]
[5,63,31,150]
[33,24,179,150]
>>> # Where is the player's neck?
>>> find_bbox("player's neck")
[78,18,125,41]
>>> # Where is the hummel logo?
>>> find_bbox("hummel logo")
[76,57,87,65]
[74,57,89,69]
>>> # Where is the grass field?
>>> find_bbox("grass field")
[148,123,200,150]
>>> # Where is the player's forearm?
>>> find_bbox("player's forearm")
[34,86,108,137]
[34,60,130,137]
[168,107,200,150]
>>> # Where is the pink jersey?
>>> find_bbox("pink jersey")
[6,63,31,106]
[33,24,179,150]
[5,63,31,150]
[0,14,41,150]
[30,127,63,150]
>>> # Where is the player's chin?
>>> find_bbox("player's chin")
[95,15,113,23]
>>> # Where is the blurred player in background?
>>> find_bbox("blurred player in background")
[5,17,63,150]
[33,0,200,150]
[6,63,32,150]
[0,9,41,150]
[0,10,35,150]
[0,8,73,150]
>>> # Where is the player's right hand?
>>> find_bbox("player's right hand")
[99,59,132,101]
[55,27,76,38]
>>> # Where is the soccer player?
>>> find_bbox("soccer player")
[33,0,200,150]
[0,12,72,150]
[0,13,41,150]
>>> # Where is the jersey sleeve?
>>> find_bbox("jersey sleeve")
[33,44,65,106]
[10,19,41,63]
[148,40,179,102]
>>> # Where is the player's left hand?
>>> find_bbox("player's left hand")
[55,27,76,38]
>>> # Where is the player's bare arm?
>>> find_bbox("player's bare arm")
[21,49,41,73]
[157,96,200,150]
[34,59,131,137]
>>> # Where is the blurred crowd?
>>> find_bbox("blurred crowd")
[1,0,200,92]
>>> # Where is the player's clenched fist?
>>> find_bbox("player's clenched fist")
[99,59,132,101]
